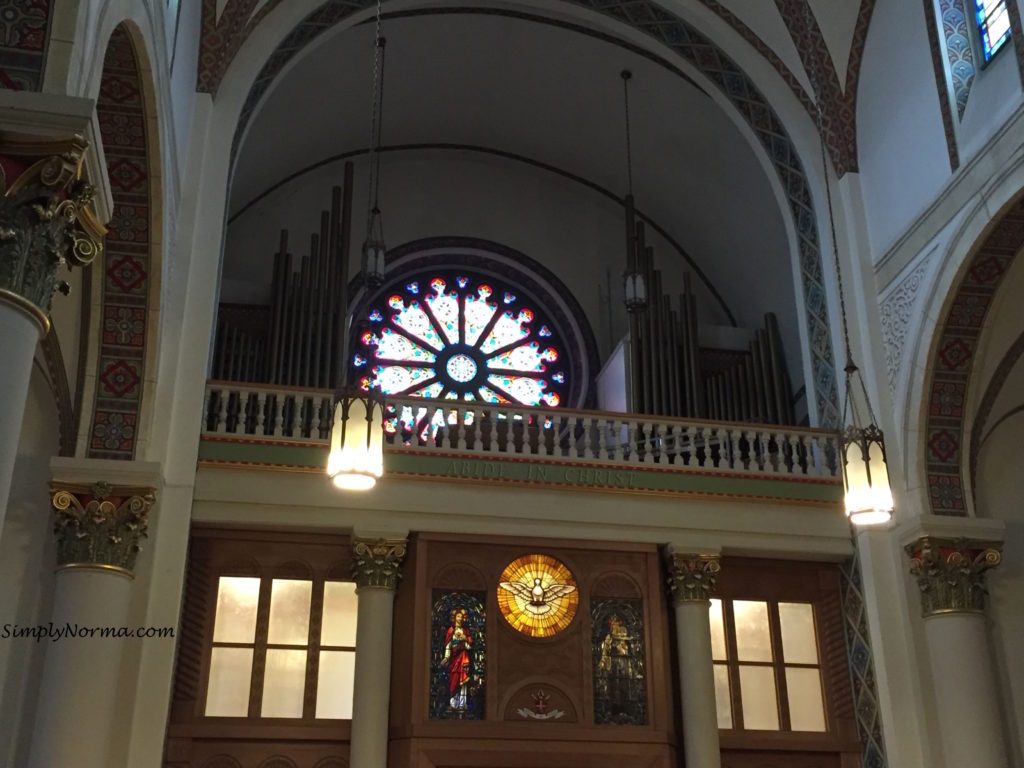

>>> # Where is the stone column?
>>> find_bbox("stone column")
[906,537,1007,768]
[349,537,407,768]
[667,552,722,768]
[26,478,155,768]
[0,134,104,527]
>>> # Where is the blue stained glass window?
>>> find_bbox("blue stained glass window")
[975,0,1011,61]
[358,274,567,408]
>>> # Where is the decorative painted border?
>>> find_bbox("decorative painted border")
[0,0,52,91]
[923,0,962,170]
[86,27,151,460]
[925,196,1024,515]
[940,0,976,119]
[839,556,888,768]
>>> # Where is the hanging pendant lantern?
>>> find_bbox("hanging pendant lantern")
[362,205,386,287]
[842,422,894,525]
[327,387,384,491]
[623,270,647,313]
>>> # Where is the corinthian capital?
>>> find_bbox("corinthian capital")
[50,481,155,576]
[667,553,721,605]
[0,134,105,332]
[906,537,1002,616]
[352,537,408,591]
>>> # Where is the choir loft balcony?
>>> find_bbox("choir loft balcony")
[200,382,843,509]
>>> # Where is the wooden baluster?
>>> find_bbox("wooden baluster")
[655,423,667,465]
[538,414,548,457]
[256,392,267,436]
[521,413,532,456]
[215,390,228,434]
[272,393,285,437]
[202,388,213,432]
[715,427,727,469]
[488,411,500,455]
[684,426,697,468]
[699,426,713,469]
[626,421,638,464]
[471,408,483,452]
[788,434,800,474]
[457,408,467,450]
[581,416,593,459]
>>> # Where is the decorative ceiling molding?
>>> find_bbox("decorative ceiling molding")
[925,195,1024,516]
[219,0,842,426]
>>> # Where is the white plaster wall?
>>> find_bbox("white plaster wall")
[224,150,807,382]
[0,371,60,768]
[167,0,201,195]
[956,40,1024,163]
[857,0,952,258]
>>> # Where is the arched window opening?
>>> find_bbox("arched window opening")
[357,272,568,408]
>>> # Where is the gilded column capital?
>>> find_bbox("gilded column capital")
[0,134,106,332]
[50,480,155,577]
[352,537,407,591]
[667,553,721,605]
[906,536,1002,617]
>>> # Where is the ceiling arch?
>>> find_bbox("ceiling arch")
[222,1,843,425]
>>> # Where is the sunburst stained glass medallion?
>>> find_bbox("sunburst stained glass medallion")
[497,554,578,638]
[356,275,567,407]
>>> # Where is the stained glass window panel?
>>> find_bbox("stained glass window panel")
[738,665,780,730]
[975,0,1011,61]
[261,649,307,717]
[786,667,826,731]
[316,650,356,719]
[713,664,733,729]
[778,602,818,664]
[592,598,647,725]
[360,273,568,410]
[497,554,578,637]
[430,590,486,720]
[321,581,358,647]
[733,600,773,662]
[205,647,254,716]
[267,579,312,646]
[212,577,260,644]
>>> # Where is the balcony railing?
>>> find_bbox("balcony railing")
[202,381,841,479]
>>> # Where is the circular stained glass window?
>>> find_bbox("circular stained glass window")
[497,554,578,638]
[355,275,567,407]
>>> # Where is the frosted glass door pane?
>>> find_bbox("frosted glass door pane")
[261,649,307,717]
[267,579,312,645]
[322,581,358,647]
[733,601,772,662]
[713,664,733,729]
[212,577,260,643]
[316,650,356,719]
[786,667,826,731]
[205,647,253,716]
[709,599,727,660]
[779,602,818,664]
[738,665,779,729]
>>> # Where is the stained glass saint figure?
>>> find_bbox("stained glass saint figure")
[592,598,647,725]
[430,590,485,720]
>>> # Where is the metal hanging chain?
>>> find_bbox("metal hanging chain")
[622,69,634,196]
[365,0,385,232]
[372,37,387,211]
[803,4,877,426]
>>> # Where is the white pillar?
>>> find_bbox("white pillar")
[908,536,1007,768]
[25,478,156,768]
[0,297,45,527]
[349,537,407,768]
[668,551,722,768]
[27,569,133,768]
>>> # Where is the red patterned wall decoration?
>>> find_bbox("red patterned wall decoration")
[0,0,53,91]
[87,25,152,460]
[925,196,1024,515]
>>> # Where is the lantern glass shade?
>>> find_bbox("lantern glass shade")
[327,395,384,491]
[362,239,386,287]
[624,272,647,312]
[841,426,894,525]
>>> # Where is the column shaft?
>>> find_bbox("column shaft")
[924,614,1007,767]
[0,301,42,526]
[27,569,133,768]
[674,600,722,768]
[349,587,397,768]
